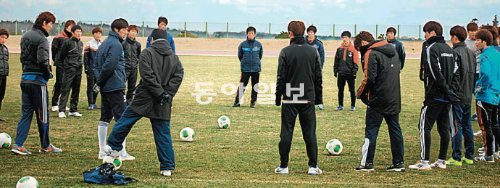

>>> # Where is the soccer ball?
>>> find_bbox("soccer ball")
[102,156,123,170]
[179,127,195,142]
[326,139,343,155]
[16,176,39,188]
[0,132,12,148]
[217,115,231,129]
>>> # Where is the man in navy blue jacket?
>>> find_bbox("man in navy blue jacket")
[94,18,134,161]
[386,27,406,69]
[233,26,263,108]
[146,17,175,54]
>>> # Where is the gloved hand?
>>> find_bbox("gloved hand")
[275,94,282,106]
[160,92,172,106]
[43,72,53,80]
[353,75,356,79]
[93,84,101,93]
[334,73,337,78]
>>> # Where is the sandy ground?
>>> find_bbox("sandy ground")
[4,36,425,58]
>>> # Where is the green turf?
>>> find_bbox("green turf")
[0,54,498,187]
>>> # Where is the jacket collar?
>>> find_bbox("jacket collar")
[290,35,306,45]
[126,37,136,44]
[426,36,445,44]
[33,25,49,37]
[109,31,124,42]
[452,42,466,49]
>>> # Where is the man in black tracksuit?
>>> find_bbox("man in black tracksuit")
[334,31,359,111]
[122,25,141,104]
[51,20,75,111]
[274,21,323,175]
[353,31,404,172]
[410,21,460,170]
[83,27,102,110]
[233,26,263,108]
[57,25,84,118]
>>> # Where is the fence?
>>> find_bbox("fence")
[0,20,460,40]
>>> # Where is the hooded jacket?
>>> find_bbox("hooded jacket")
[452,42,476,104]
[94,31,126,92]
[0,43,8,76]
[306,36,325,66]
[51,30,72,66]
[276,36,323,105]
[57,37,83,69]
[475,46,500,105]
[334,42,359,77]
[422,36,460,103]
[130,39,184,120]
[122,37,141,70]
[238,39,263,73]
[356,40,401,115]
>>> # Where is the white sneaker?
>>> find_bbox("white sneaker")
[51,106,59,112]
[98,152,106,159]
[160,170,172,176]
[121,153,136,161]
[474,131,482,137]
[430,159,446,169]
[103,145,120,158]
[68,112,83,117]
[274,166,289,174]
[409,160,431,170]
[58,112,66,118]
[308,166,323,175]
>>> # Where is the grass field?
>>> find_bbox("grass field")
[0,54,499,187]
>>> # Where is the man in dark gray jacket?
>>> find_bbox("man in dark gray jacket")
[122,25,141,104]
[0,29,9,121]
[447,25,476,166]
[106,29,184,177]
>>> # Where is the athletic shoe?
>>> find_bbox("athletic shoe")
[430,159,446,169]
[58,112,66,118]
[232,103,240,107]
[478,147,484,153]
[445,158,462,166]
[51,106,59,112]
[409,160,431,170]
[317,104,324,111]
[103,145,120,158]
[121,153,136,161]
[386,162,405,172]
[250,102,256,108]
[11,145,31,155]
[160,170,172,177]
[474,131,482,137]
[495,151,500,160]
[471,114,477,121]
[88,104,97,110]
[98,152,106,160]
[68,112,83,117]
[355,163,374,172]
[461,157,474,165]
[336,106,344,111]
[274,166,289,174]
[476,155,495,162]
[351,106,356,111]
[308,166,323,175]
[39,144,62,153]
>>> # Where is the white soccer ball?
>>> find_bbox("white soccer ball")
[0,132,12,148]
[217,115,231,129]
[102,156,123,170]
[326,139,343,155]
[180,127,195,142]
[16,176,39,188]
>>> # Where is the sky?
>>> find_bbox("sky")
[0,0,498,29]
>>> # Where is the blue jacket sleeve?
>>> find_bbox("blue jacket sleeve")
[146,34,152,48]
[238,43,243,61]
[318,42,325,65]
[259,43,263,60]
[168,33,176,54]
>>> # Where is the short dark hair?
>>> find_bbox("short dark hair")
[476,29,493,46]
[341,31,351,38]
[64,20,76,28]
[34,11,56,28]
[0,29,9,38]
[71,25,82,33]
[353,31,375,49]
[480,25,498,43]
[423,21,443,36]
[246,26,256,34]
[91,27,102,34]
[111,18,129,31]
[158,17,168,25]
[128,25,139,32]
[287,21,305,36]
[386,27,397,35]
[466,22,478,32]
[450,25,467,42]
[307,25,317,33]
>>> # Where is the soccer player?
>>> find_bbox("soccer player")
[409,21,460,170]
[94,18,134,161]
[334,31,358,111]
[51,20,75,112]
[11,11,62,155]
[84,27,103,110]
[306,25,325,110]
[274,20,323,175]
[386,27,406,69]
[353,31,404,172]
[233,26,263,108]
[0,29,9,121]
[122,25,141,104]
[146,16,176,54]
[105,29,184,176]
[57,25,84,118]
